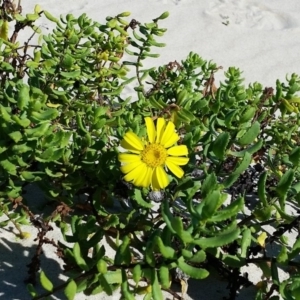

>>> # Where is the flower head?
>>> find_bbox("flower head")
[118,117,189,190]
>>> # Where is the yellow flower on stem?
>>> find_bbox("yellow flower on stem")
[118,117,189,190]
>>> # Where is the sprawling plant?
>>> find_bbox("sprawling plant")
[1,1,300,299]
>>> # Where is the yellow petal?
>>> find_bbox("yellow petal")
[166,156,189,166]
[160,121,176,147]
[163,131,180,148]
[167,145,188,156]
[145,117,156,143]
[143,167,153,187]
[155,118,166,143]
[132,163,147,186]
[118,153,141,164]
[134,164,153,188]
[152,166,169,190]
[166,160,184,178]
[121,160,143,174]
[124,164,145,183]
[121,131,144,152]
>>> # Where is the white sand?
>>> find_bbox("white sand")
[1,0,300,299]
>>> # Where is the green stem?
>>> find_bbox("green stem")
[0,202,25,238]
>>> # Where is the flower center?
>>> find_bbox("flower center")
[141,143,167,168]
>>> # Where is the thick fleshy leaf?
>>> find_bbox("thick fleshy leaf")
[145,117,156,143]
[156,118,166,143]
[121,132,144,151]
[121,160,144,174]
[160,121,177,147]
[166,156,189,166]
[166,160,184,178]
[152,166,169,189]
[118,153,141,164]
[167,145,188,156]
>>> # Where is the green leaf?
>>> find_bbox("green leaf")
[176,89,188,106]
[277,245,288,264]
[60,70,81,78]
[103,215,119,230]
[151,269,163,300]
[289,237,300,259]
[17,84,30,110]
[20,171,43,182]
[177,256,209,279]
[155,11,169,20]
[276,169,295,208]
[209,196,244,222]
[229,139,263,157]
[159,265,170,289]
[37,147,64,162]
[154,236,176,259]
[201,173,217,198]
[223,152,252,188]
[271,259,280,286]
[0,104,12,121]
[45,167,63,178]
[193,228,240,249]
[43,10,59,23]
[237,121,260,145]
[25,123,51,139]
[26,61,39,69]
[239,106,256,123]
[289,147,300,166]
[26,284,38,297]
[99,274,114,295]
[121,269,135,300]
[161,200,176,234]
[133,264,142,284]
[145,242,156,267]
[148,96,166,109]
[253,205,272,221]
[240,228,252,258]
[62,54,74,69]
[273,203,294,222]
[202,190,221,220]
[117,11,131,17]
[30,108,59,122]
[73,243,89,271]
[40,270,53,292]
[222,254,245,268]
[8,131,23,143]
[132,189,152,208]
[0,159,16,175]
[171,217,193,243]
[11,115,31,128]
[97,259,107,274]
[177,108,195,122]
[64,280,77,300]
[103,270,122,284]
[212,132,230,160]
[147,39,166,48]
[115,236,131,265]
[188,250,206,263]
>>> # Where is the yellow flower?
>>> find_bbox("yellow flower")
[118,117,189,190]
